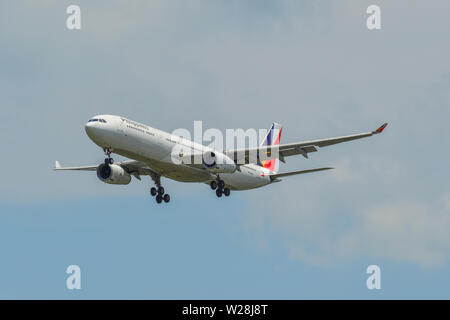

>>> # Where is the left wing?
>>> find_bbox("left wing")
[225,123,388,164]
[54,160,97,171]
[54,160,160,181]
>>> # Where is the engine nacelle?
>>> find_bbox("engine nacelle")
[96,164,131,185]
[202,151,236,174]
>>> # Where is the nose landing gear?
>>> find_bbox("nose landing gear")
[104,147,114,165]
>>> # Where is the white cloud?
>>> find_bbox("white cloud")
[328,158,362,183]
[353,202,450,267]
[245,182,450,268]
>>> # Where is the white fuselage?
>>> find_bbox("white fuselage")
[85,115,273,190]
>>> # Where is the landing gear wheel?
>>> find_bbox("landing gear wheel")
[109,158,114,165]
[104,158,109,165]
[216,189,223,197]
[210,181,217,190]
[151,175,169,203]
[224,188,230,197]
[218,180,225,189]
[163,194,170,203]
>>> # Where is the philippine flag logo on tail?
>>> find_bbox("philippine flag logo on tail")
[260,122,282,174]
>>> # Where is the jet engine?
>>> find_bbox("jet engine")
[96,163,131,185]
[202,151,236,174]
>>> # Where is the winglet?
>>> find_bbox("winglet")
[55,161,61,170]
[373,123,388,134]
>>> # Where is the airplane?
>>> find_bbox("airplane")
[54,115,388,204]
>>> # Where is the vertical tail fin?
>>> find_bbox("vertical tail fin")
[260,122,282,173]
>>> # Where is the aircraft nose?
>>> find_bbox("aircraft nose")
[85,121,100,139]
[85,121,93,133]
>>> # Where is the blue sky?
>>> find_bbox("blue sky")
[1,0,450,299]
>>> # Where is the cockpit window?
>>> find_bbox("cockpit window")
[88,118,107,123]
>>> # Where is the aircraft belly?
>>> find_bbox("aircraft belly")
[221,170,270,190]
[151,160,211,182]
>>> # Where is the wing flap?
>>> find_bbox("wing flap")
[279,145,318,159]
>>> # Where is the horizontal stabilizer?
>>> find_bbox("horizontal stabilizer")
[270,167,333,181]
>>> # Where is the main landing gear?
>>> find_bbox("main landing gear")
[210,177,230,198]
[104,147,114,165]
[150,177,170,204]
